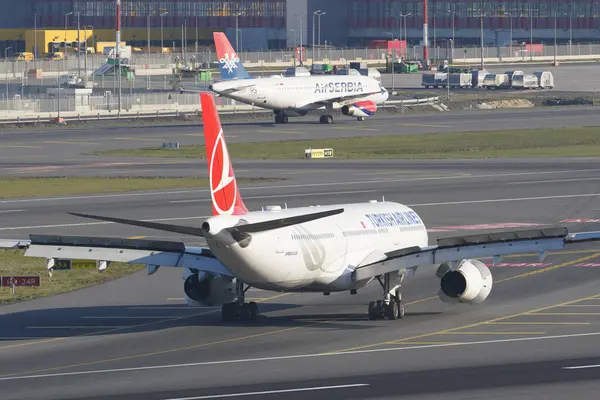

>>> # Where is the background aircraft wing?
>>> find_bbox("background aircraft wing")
[1,234,234,277]
[352,227,600,281]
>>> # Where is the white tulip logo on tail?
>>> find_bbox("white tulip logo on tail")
[209,128,237,215]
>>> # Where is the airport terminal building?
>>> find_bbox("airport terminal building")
[0,0,598,54]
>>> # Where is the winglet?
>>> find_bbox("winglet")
[200,93,248,216]
[213,32,253,80]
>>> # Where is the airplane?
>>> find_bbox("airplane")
[206,32,389,124]
[4,92,600,323]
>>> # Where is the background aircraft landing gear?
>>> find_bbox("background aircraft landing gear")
[319,115,333,124]
[274,113,288,124]
[368,271,406,320]
[357,117,365,121]
[221,280,259,322]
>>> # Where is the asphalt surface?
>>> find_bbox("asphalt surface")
[2,117,600,398]
[1,105,600,178]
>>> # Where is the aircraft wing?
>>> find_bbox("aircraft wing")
[0,234,234,277]
[295,92,379,110]
[352,227,600,281]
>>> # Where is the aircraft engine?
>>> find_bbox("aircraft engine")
[436,259,493,304]
[183,271,236,306]
[341,100,377,118]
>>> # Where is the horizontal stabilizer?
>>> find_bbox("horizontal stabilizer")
[68,213,205,237]
[228,208,344,234]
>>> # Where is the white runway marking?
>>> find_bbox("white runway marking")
[162,384,370,400]
[508,177,600,185]
[3,193,600,232]
[169,190,377,204]
[562,364,600,370]
[2,331,599,381]
[410,193,600,207]
[0,209,25,214]
[1,168,599,204]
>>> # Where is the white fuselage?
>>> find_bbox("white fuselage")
[203,201,428,292]
[210,74,388,112]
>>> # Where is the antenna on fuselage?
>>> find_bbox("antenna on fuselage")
[382,196,385,202]
[284,202,288,209]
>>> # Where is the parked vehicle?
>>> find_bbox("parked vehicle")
[482,73,510,89]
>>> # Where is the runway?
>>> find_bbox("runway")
[1,105,600,177]
[1,112,600,398]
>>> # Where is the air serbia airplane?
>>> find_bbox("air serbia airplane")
[207,32,389,124]
[6,93,600,323]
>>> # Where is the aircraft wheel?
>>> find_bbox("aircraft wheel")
[249,302,259,321]
[386,300,399,320]
[357,117,365,121]
[240,303,252,321]
[221,303,236,322]
[368,301,379,320]
[397,300,405,319]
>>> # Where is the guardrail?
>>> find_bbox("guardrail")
[0,97,440,126]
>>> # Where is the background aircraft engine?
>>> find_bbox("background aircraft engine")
[183,271,236,306]
[341,100,377,117]
[436,259,493,304]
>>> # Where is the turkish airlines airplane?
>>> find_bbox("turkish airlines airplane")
[6,93,600,322]
[207,32,389,124]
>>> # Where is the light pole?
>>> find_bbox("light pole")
[160,12,168,52]
[400,12,410,57]
[64,11,73,54]
[317,11,325,60]
[385,32,395,90]
[294,13,304,65]
[446,7,455,61]
[237,29,243,51]
[147,10,156,54]
[234,11,244,53]
[312,10,322,63]
[508,11,513,57]
[77,11,81,79]
[83,25,91,83]
[554,10,557,65]
[529,4,533,61]
[5,46,12,101]
[480,13,484,69]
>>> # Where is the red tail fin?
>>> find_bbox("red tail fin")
[200,93,248,216]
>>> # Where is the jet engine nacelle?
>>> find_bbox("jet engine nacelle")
[436,259,493,304]
[183,270,236,307]
[341,100,377,117]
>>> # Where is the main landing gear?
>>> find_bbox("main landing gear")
[221,279,259,322]
[319,114,334,124]
[368,270,406,320]
[274,112,288,124]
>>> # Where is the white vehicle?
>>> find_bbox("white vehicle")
[208,32,388,124]
[5,93,600,323]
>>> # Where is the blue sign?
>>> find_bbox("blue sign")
[365,211,423,228]
[314,81,364,94]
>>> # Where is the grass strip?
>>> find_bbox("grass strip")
[0,249,144,305]
[0,176,281,199]
[93,126,600,159]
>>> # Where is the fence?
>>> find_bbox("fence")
[2,42,600,77]
[0,91,253,116]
